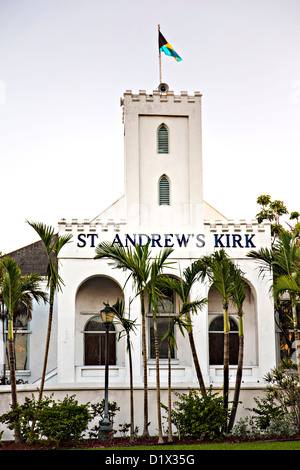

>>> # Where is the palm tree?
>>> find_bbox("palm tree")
[227,265,246,432]
[109,298,137,443]
[161,312,187,443]
[0,257,47,442]
[158,263,208,395]
[146,248,174,444]
[94,241,152,436]
[247,230,300,380]
[26,221,72,431]
[200,250,236,424]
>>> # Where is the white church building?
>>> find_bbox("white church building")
[0,86,278,436]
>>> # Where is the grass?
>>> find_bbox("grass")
[101,440,300,451]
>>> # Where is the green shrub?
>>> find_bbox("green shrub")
[232,360,300,439]
[37,395,91,444]
[162,387,227,440]
[0,394,53,442]
[0,393,92,444]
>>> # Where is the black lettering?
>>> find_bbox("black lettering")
[138,234,150,246]
[214,234,225,247]
[232,234,243,248]
[175,234,193,247]
[112,234,123,246]
[245,234,256,247]
[164,234,174,247]
[125,234,136,246]
[86,233,99,247]
[196,233,205,247]
[151,234,162,247]
[77,233,86,248]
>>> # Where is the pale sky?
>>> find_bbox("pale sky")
[1,0,300,253]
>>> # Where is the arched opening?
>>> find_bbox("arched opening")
[75,276,124,367]
[157,123,169,154]
[207,280,258,368]
[158,174,170,205]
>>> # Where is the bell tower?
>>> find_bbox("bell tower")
[122,88,204,233]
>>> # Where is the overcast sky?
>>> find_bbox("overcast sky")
[0,0,299,253]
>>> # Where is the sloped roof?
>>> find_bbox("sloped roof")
[1,236,57,276]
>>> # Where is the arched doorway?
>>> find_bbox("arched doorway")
[75,276,124,370]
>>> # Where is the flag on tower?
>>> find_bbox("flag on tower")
[158,31,182,62]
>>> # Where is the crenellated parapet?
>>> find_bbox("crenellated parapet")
[203,218,271,251]
[204,219,270,233]
[121,89,202,123]
[58,218,127,233]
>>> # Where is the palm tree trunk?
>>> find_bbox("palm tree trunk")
[1,311,7,385]
[292,304,300,382]
[127,333,135,443]
[39,281,55,401]
[223,306,230,428]
[153,316,164,444]
[167,336,173,443]
[8,319,21,442]
[141,294,149,436]
[186,313,206,395]
[30,281,55,436]
[228,313,244,432]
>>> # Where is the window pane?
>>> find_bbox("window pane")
[158,124,169,154]
[5,333,28,370]
[159,176,170,205]
[157,290,175,313]
[209,316,238,332]
[149,317,174,359]
[209,333,239,365]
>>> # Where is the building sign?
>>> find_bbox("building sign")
[77,233,256,249]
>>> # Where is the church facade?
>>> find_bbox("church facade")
[0,87,278,435]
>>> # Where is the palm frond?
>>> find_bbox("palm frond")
[273,274,300,299]
[26,220,55,254]
[27,220,73,291]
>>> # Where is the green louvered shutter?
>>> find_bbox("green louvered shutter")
[158,124,169,154]
[159,175,170,205]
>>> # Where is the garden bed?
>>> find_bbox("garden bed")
[2,434,300,450]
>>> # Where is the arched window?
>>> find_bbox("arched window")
[209,316,239,365]
[84,316,116,366]
[158,175,170,205]
[157,124,169,154]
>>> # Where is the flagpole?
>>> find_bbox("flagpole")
[158,24,162,83]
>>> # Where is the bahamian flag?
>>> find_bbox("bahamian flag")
[159,31,182,62]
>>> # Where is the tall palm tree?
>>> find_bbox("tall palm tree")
[161,311,187,443]
[26,221,72,431]
[227,265,246,432]
[158,262,208,395]
[0,257,47,442]
[146,248,174,444]
[94,241,152,436]
[247,230,300,380]
[200,250,236,424]
[109,298,137,443]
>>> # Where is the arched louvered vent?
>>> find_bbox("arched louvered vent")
[158,175,170,205]
[157,124,169,154]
